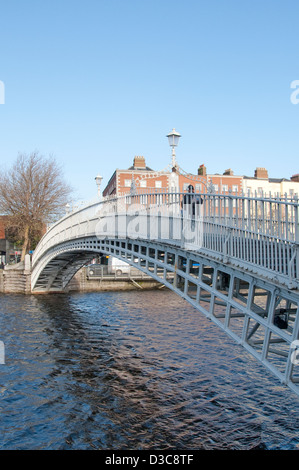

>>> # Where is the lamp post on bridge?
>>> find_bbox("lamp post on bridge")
[167,128,181,192]
[167,128,181,168]
[95,174,103,199]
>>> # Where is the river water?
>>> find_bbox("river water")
[0,289,299,450]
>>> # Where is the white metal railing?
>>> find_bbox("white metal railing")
[32,190,299,288]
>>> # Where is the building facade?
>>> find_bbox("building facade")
[103,156,169,196]
[102,157,299,199]
[242,168,299,197]
[102,157,244,197]
[0,216,20,264]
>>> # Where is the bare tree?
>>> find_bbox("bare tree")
[0,152,72,260]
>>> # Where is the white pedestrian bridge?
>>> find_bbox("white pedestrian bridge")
[31,190,299,397]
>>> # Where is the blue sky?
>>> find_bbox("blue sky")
[0,0,299,201]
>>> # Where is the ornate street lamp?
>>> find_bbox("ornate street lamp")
[166,128,181,167]
[95,174,103,198]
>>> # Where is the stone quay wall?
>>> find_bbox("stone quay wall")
[0,256,163,294]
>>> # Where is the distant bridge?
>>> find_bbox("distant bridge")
[31,190,299,397]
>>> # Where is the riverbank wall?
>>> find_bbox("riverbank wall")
[0,257,163,294]
[66,268,163,293]
[0,259,32,294]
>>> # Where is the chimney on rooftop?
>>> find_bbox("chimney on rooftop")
[198,164,207,176]
[291,174,299,182]
[223,168,234,176]
[254,167,268,179]
[133,156,146,169]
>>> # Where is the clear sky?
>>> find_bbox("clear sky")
[0,0,299,202]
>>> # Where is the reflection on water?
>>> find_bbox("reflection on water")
[0,290,299,450]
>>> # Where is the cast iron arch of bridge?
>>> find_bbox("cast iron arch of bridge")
[31,191,299,398]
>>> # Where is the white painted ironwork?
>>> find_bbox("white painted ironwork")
[95,174,103,198]
[167,128,181,167]
[31,190,299,397]
[33,190,299,290]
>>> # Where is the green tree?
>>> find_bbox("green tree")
[0,152,72,261]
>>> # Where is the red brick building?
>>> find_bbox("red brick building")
[207,167,243,194]
[0,216,7,239]
[103,156,169,196]
[102,157,243,196]
[0,216,19,264]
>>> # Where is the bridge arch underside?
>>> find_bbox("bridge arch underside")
[32,247,100,293]
[32,235,299,397]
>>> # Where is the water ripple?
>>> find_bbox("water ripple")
[0,290,299,449]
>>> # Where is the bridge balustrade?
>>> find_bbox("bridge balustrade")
[32,190,299,289]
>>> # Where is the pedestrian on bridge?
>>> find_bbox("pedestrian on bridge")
[182,184,203,218]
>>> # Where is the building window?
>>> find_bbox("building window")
[155,181,162,188]
[222,184,228,192]
[140,180,147,188]
[232,185,238,192]
[183,183,189,191]
[124,179,132,187]
[195,184,202,192]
